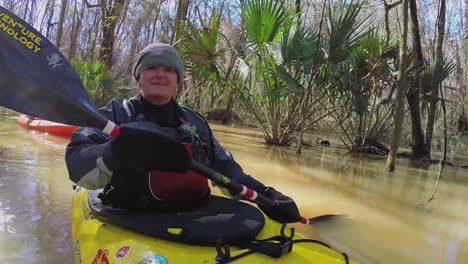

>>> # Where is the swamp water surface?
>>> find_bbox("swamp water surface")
[1,115,467,263]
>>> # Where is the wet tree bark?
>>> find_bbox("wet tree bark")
[382,0,402,38]
[425,0,447,155]
[386,0,409,172]
[171,0,191,44]
[150,1,163,43]
[83,0,126,68]
[55,0,68,48]
[98,0,126,69]
[44,0,57,40]
[406,0,428,159]
[83,13,99,61]
[295,0,301,15]
[68,0,85,60]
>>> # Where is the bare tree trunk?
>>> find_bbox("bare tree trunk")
[386,0,409,172]
[83,12,100,61]
[98,0,126,69]
[68,0,85,60]
[82,0,123,66]
[425,0,447,155]
[194,77,201,110]
[115,0,130,41]
[296,0,326,154]
[150,0,163,43]
[295,0,301,15]
[406,0,428,158]
[209,83,216,108]
[123,3,146,85]
[45,0,57,40]
[3,0,16,12]
[382,0,402,38]
[68,0,78,58]
[40,0,53,32]
[439,83,448,162]
[56,0,68,48]
[21,0,29,20]
[171,0,191,44]
[454,40,466,129]
[222,94,234,124]
[28,0,37,25]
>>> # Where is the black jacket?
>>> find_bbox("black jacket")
[65,95,266,207]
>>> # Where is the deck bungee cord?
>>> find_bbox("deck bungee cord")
[215,224,350,264]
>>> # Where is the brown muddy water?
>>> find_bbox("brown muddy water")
[0,114,467,264]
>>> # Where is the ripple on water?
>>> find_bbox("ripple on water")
[1,118,467,263]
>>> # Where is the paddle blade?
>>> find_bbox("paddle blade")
[307,215,373,263]
[307,214,346,224]
[0,6,107,129]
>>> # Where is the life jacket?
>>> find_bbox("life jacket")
[99,98,214,209]
[147,118,209,202]
[148,144,209,201]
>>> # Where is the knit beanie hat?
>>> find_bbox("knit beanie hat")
[133,43,184,83]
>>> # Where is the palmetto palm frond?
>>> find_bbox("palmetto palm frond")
[242,0,295,48]
[421,56,456,97]
[327,0,371,64]
[349,29,395,85]
[70,59,117,107]
[179,9,226,80]
[274,64,305,95]
[280,25,321,71]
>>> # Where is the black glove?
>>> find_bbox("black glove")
[259,187,302,223]
[110,121,191,172]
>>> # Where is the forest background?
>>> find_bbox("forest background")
[0,0,466,167]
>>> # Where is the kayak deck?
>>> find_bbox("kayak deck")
[87,190,266,246]
[72,187,358,264]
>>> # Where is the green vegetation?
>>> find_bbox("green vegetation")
[4,0,464,164]
[70,59,133,107]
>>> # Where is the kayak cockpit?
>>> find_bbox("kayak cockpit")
[87,190,265,246]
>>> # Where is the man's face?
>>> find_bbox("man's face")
[138,66,178,105]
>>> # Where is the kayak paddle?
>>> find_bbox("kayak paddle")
[0,5,119,136]
[0,6,340,225]
[191,158,343,224]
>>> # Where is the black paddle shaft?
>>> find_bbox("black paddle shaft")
[190,160,277,208]
[190,160,318,224]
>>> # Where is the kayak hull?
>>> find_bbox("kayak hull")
[18,114,78,138]
[71,187,358,264]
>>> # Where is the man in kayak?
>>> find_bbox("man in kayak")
[65,43,301,223]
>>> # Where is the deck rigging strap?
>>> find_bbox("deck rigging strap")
[215,224,349,264]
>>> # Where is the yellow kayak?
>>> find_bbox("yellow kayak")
[71,187,358,264]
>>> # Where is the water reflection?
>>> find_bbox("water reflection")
[0,116,72,264]
[0,119,466,263]
[0,201,16,234]
[211,123,468,264]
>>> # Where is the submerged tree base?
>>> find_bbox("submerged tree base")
[350,136,390,156]
[397,152,468,169]
[204,109,241,124]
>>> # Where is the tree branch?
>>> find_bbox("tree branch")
[83,0,101,8]
[384,0,402,9]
